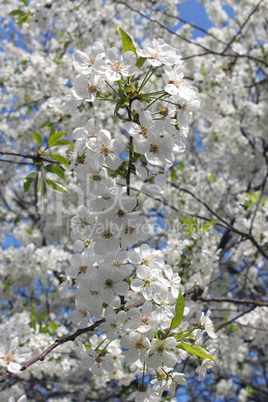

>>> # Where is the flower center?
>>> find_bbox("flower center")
[141,316,148,325]
[78,265,87,275]
[135,340,144,349]
[5,353,14,364]
[112,62,122,72]
[150,144,159,154]
[103,229,113,239]
[125,226,135,235]
[156,345,164,354]
[101,145,110,157]
[105,278,114,288]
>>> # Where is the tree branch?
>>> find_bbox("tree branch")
[197,296,268,307]
[184,286,268,307]
[0,299,147,383]
[0,151,61,165]
[115,1,268,67]
[169,182,268,259]
[221,0,264,54]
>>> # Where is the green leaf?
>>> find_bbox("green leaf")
[9,9,25,16]
[3,277,12,292]
[23,172,37,193]
[27,224,34,233]
[171,167,178,180]
[261,197,267,206]
[114,102,122,117]
[32,132,42,147]
[181,217,196,233]
[16,13,29,24]
[245,385,255,397]
[176,327,196,341]
[51,139,74,149]
[38,175,47,198]
[246,191,261,203]
[170,288,185,330]
[119,28,137,57]
[50,154,69,167]
[49,321,58,330]
[202,221,217,233]
[48,132,66,147]
[19,0,29,5]
[177,343,215,362]
[46,179,68,193]
[136,56,147,69]
[210,172,216,182]
[64,40,70,49]
[243,201,253,207]
[39,120,54,128]
[45,164,66,182]
[35,314,49,320]
[49,125,56,136]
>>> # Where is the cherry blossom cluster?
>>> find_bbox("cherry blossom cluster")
[58,36,217,400]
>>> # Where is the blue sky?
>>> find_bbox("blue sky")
[177,0,213,37]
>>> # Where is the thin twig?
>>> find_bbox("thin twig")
[221,0,264,54]
[169,182,268,259]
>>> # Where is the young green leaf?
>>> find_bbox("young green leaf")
[49,125,56,137]
[49,154,69,167]
[16,13,29,24]
[48,132,66,147]
[39,120,54,128]
[32,132,42,147]
[136,56,147,69]
[38,175,47,198]
[45,164,66,182]
[177,343,215,362]
[23,172,37,193]
[49,321,58,330]
[202,221,217,233]
[246,191,261,203]
[170,288,185,330]
[119,28,137,57]
[9,9,25,16]
[50,139,74,149]
[46,179,68,193]
[176,327,196,341]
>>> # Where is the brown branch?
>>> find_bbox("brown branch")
[0,299,148,383]
[0,151,60,165]
[169,182,268,259]
[184,286,268,307]
[0,318,105,383]
[115,1,268,67]
[183,285,204,300]
[197,296,268,307]
[0,159,35,166]
[126,103,134,197]
[152,7,227,45]
[221,0,264,54]
[215,306,256,332]
[115,1,219,53]
[117,181,216,223]
[244,78,268,88]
